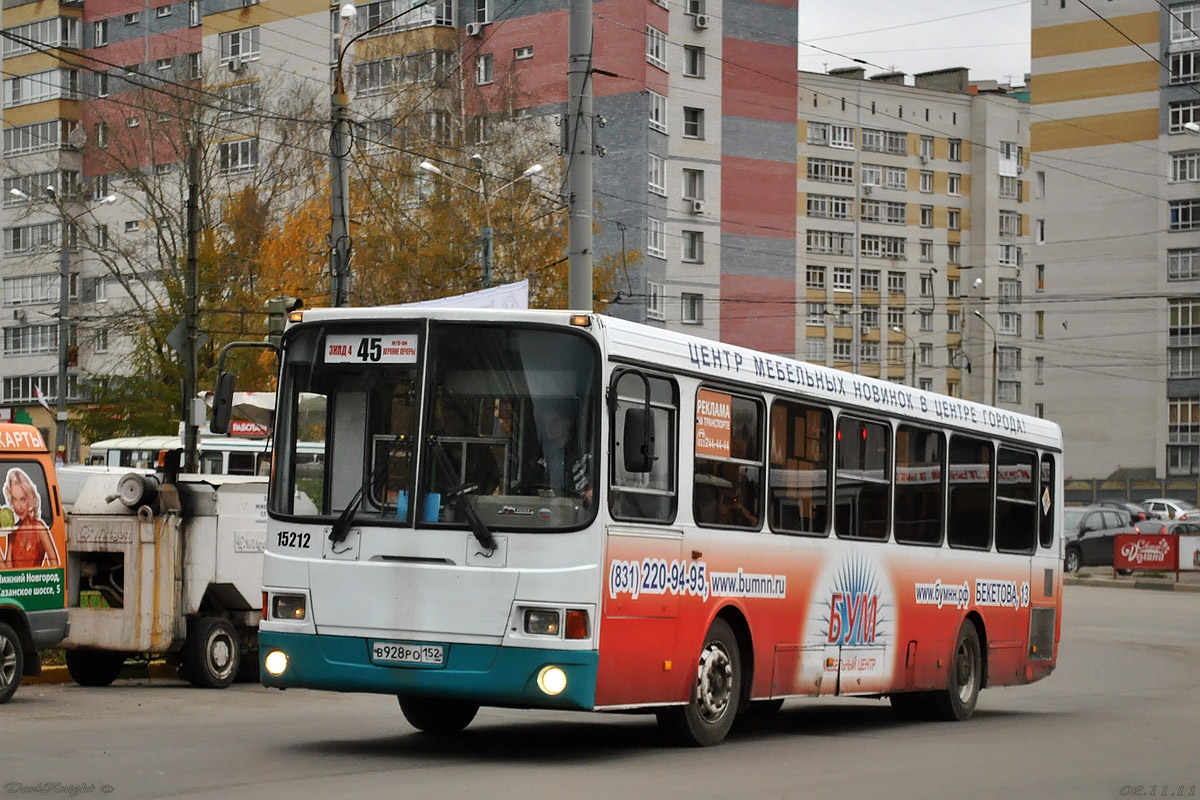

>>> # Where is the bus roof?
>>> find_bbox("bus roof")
[284,307,1063,451]
[0,423,47,453]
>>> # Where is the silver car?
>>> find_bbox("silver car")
[1141,498,1199,521]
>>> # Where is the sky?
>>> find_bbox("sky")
[799,1,1032,87]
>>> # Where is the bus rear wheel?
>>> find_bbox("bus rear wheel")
[929,621,982,721]
[65,648,126,688]
[0,622,25,704]
[656,618,743,747]
[398,695,479,734]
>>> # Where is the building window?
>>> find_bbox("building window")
[919,377,933,392]
[1171,199,1200,231]
[948,173,961,195]
[94,20,109,47]
[807,123,853,148]
[998,346,1021,375]
[920,240,933,262]
[683,46,705,78]
[1173,152,1200,182]
[999,278,1021,304]
[832,267,852,292]
[860,234,906,260]
[1172,3,1200,43]
[156,57,172,71]
[1035,170,1045,197]
[648,91,666,133]
[998,381,1021,404]
[475,53,493,85]
[862,128,907,155]
[682,230,704,262]
[189,0,201,26]
[999,210,1020,238]
[919,342,933,366]
[947,313,960,333]
[860,270,880,293]
[807,158,854,184]
[806,266,825,289]
[806,194,851,220]
[514,46,533,60]
[682,169,704,201]
[998,312,1022,335]
[1036,219,1045,244]
[220,27,260,64]
[95,329,109,353]
[1035,357,1044,384]
[807,338,827,361]
[920,135,933,160]
[1170,100,1200,134]
[806,230,854,256]
[859,342,879,364]
[1036,310,1045,338]
[97,71,109,97]
[124,220,139,233]
[647,218,665,258]
[947,243,960,264]
[125,12,140,24]
[999,175,1019,199]
[1036,263,1046,290]
[647,282,665,320]
[1172,51,1200,84]
[948,209,961,230]
[920,206,933,227]
[683,107,705,139]
[948,138,962,161]
[806,302,827,324]
[646,26,666,69]
[681,293,703,324]
[920,171,933,193]
[888,271,905,294]
[833,338,852,362]
[218,138,258,174]
[95,122,109,147]
[1170,248,1200,280]
[919,310,933,331]
[648,154,666,196]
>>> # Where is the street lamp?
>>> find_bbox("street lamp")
[419,158,542,288]
[14,185,116,460]
[891,326,917,388]
[973,309,998,407]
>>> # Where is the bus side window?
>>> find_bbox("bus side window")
[609,372,678,524]
[693,389,763,530]
[947,434,993,550]
[894,424,944,545]
[995,446,1037,554]
[1038,453,1055,549]
[768,399,830,536]
[834,416,890,540]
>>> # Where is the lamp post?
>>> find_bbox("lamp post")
[973,309,998,406]
[419,158,542,288]
[891,325,917,388]
[11,186,116,459]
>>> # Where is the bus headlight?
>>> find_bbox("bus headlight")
[537,665,567,695]
[524,609,560,635]
[271,594,306,620]
[264,650,289,676]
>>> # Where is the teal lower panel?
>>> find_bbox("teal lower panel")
[259,630,597,710]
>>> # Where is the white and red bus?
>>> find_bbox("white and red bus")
[253,308,1062,746]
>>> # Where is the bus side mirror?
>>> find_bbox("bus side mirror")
[210,372,235,435]
[622,408,655,473]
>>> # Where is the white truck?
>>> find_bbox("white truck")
[60,469,272,688]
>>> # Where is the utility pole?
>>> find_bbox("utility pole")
[183,135,201,472]
[566,0,593,311]
[330,82,352,307]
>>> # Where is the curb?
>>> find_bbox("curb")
[26,660,178,685]
[1064,575,1200,593]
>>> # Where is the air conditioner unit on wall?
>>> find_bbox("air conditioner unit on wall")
[862,185,873,195]
[228,58,245,74]
[919,155,929,164]
[689,199,705,214]
[465,21,484,36]
[693,14,709,29]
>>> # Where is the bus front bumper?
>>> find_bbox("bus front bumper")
[258,630,598,710]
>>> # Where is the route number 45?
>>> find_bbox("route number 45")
[357,337,382,362]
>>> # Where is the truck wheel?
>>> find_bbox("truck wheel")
[65,649,126,688]
[928,621,982,721]
[656,618,743,746]
[183,617,241,689]
[398,695,479,734]
[0,622,24,704]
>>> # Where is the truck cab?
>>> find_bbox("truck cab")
[0,423,70,703]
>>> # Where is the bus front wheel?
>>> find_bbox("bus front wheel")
[65,648,126,688]
[398,695,479,734]
[0,622,25,704]
[929,621,982,721]
[656,618,743,747]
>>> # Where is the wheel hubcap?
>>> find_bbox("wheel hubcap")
[695,641,733,723]
[209,634,233,677]
[0,637,15,689]
[955,639,977,704]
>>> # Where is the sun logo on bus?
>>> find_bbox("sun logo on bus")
[809,551,894,651]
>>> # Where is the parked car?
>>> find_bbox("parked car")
[1097,500,1158,523]
[1140,498,1199,521]
[1063,505,1138,573]
[1132,519,1200,535]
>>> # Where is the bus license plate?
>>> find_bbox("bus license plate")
[370,640,446,667]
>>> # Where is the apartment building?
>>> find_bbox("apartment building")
[798,67,1033,408]
[1030,0,1195,480]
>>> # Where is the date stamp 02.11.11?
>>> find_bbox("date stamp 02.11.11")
[1120,787,1197,798]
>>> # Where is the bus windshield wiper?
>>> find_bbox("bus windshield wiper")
[430,438,497,554]
[328,486,363,546]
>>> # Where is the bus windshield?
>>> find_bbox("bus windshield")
[271,320,600,531]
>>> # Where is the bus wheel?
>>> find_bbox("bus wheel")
[1064,546,1082,573]
[0,622,25,704]
[656,618,742,746]
[398,695,479,734]
[929,622,982,721]
[183,617,241,689]
[65,648,126,688]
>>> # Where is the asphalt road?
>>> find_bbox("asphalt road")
[5,585,1198,800]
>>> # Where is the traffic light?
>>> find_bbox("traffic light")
[265,296,303,347]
